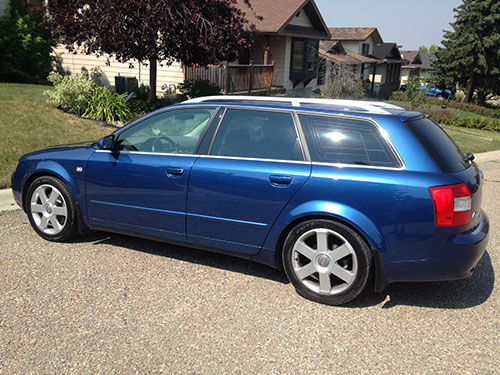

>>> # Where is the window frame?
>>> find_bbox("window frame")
[295,111,405,170]
[290,38,320,81]
[111,105,220,156]
[205,106,308,163]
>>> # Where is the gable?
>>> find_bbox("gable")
[288,8,313,28]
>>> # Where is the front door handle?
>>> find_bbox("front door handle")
[269,175,292,186]
[166,167,184,177]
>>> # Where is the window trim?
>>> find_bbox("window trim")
[295,111,405,170]
[206,106,307,162]
[290,37,319,81]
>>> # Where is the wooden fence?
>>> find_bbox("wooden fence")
[184,62,275,94]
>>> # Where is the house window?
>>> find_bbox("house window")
[290,38,319,81]
[361,43,370,56]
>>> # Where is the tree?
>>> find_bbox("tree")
[0,0,54,83]
[418,44,439,55]
[49,0,256,100]
[432,0,500,104]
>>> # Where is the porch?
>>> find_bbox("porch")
[184,63,278,94]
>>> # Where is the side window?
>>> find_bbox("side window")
[299,114,401,168]
[116,107,215,154]
[210,109,303,161]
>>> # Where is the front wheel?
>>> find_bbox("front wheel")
[26,176,79,242]
[283,219,372,305]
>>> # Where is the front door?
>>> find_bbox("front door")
[86,106,217,243]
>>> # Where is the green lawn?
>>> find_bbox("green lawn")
[441,125,500,154]
[0,83,111,188]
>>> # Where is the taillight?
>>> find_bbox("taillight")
[429,183,472,226]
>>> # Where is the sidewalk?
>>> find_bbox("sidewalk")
[2,150,500,212]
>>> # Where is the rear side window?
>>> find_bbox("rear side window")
[210,109,303,161]
[299,114,401,167]
[406,117,469,173]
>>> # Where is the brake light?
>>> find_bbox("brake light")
[429,183,472,226]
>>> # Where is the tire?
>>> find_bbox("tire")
[283,219,372,305]
[25,175,79,242]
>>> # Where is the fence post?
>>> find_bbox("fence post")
[224,63,229,95]
[249,61,254,95]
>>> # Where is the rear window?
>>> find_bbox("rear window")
[406,117,470,173]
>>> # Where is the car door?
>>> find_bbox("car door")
[187,108,312,255]
[86,106,217,243]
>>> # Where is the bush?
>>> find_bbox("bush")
[177,78,221,100]
[84,86,131,123]
[0,0,55,83]
[390,91,408,101]
[406,77,426,109]
[46,71,97,115]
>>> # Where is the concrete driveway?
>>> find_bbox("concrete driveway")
[0,153,498,374]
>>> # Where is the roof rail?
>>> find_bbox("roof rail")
[183,96,404,114]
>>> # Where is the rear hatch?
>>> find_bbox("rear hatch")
[405,117,483,229]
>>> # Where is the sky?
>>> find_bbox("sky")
[315,0,463,50]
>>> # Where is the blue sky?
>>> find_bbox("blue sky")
[315,0,462,50]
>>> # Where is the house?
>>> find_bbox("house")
[317,40,377,85]
[399,51,437,85]
[325,27,405,98]
[53,0,330,96]
[369,43,405,98]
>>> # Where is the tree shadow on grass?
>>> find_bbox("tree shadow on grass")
[73,232,495,309]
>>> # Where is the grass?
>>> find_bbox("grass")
[387,99,500,153]
[0,83,111,188]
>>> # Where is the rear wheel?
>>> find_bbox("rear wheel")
[26,176,78,242]
[283,219,372,305]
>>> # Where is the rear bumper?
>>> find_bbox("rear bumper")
[383,211,489,283]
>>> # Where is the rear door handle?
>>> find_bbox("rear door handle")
[166,167,184,177]
[269,175,292,186]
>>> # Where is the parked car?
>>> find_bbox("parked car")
[11,96,489,305]
[419,83,456,99]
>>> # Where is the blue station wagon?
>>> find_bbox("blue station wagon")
[11,96,489,305]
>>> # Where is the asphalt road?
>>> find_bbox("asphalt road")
[0,159,499,374]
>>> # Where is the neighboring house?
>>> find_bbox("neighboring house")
[399,51,437,85]
[325,27,404,98]
[54,0,330,96]
[419,53,437,80]
[369,43,405,98]
[317,40,377,85]
[400,50,422,85]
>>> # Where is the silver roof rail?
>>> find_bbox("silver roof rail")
[183,95,404,114]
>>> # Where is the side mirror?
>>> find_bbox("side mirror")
[97,134,115,150]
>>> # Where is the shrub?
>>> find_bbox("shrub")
[406,77,426,109]
[177,78,221,100]
[319,62,365,100]
[46,71,96,115]
[0,0,55,83]
[390,91,408,101]
[84,86,131,123]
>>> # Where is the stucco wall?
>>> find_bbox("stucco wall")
[53,45,184,95]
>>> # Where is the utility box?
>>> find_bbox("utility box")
[115,76,138,94]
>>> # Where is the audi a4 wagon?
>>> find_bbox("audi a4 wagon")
[11,96,489,305]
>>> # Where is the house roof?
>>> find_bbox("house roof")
[371,43,404,62]
[400,50,421,65]
[420,53,437,70]
[327,27,383,44]
[235,0,330,38]
[319,46,377,65]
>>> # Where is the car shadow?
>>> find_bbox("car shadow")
[347,251,495,309]
[72,231,289,285]
[73,232,495,309]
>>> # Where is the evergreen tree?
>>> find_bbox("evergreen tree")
[432,0,500,104]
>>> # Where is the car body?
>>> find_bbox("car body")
[12,96,489,305]
[419,83,456,99]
